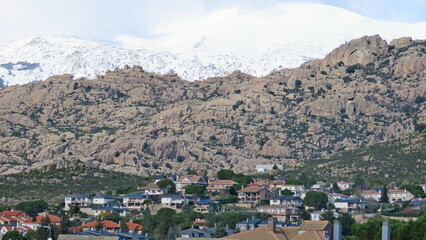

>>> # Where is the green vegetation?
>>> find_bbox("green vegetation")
[16,200,48,217]
[0,164,149,204]
[303,191,328,210]
[184,184,206,196]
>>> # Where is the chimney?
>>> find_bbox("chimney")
[333,220,342,240]
[382,221,391,240]
[267,217,277,233]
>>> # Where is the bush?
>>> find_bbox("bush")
[295,80,302,89]
[346,66,356,74]
[343,76,352,83]
[177,156,185,163]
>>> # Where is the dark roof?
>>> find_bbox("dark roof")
[76,231,153,240]
[93,195,115,199]
[196,199,218,205]
[270,196,301,201]
[66,194,90,198]
[162,194,184,199]
[335,198,364,203]
[122,193,148,198]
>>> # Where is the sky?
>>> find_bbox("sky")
[0,0,425,44]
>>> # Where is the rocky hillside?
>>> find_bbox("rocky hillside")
[0,35,425,177]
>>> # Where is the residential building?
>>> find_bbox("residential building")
[235,218,285,232]
[310,210,340,221]
[206,180,238,192]
[361,190,382,202]
[122,193,149,210]
[227,218,334,240]
[22,214,61,230]
[0,226,32,236]
[141,183,166,197]
[161,194,188,209]
[0,210,29,220]
[312,181,327,189]
[194,200,218,213]
[255,164,292,173]
[91,203,128,217]
[72,230,154,240]
[64,194,93,210]
[93,195,115,205]
[180,225,236,238]
[257,205,300,222]
[126,222,142,235]
[337,182,354,190]
[268,181,286,189]
[269,196,302,207]
[388,189,414,203]
[326,193,349,204]
[238,186,272,204]
[334,198,366,213]
[174,175,207,192]
[281,184,305,192]
[79,220,120,233]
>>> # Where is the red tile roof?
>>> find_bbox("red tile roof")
[25,215,61,224]
[80,220,120,229]
[126,222,142,230]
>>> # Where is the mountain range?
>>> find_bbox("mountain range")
[0,35,425,182]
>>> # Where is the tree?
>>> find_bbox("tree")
[217,169,235,180]
[184,184,205,197]
[331,183,341,193]
[280,189,294,196]
[337,213,355,236]
[400,184,425,197]
[300,209,311,220]
[156,179,176,193]
[295,80,302,89]
[120,221,129,233]
[95,220,104,231]
[15,200,48,217]
[154,208,176,240]
[303,191,328,210]
[380,185,389,203]
[272,164,278,170]
[142,207,153,236]
[58,215,69,234]
[35,216,54,240]
[285,179,303,185]
[2,231,23,240]
[320,210,335,222]
[68,204,80,217]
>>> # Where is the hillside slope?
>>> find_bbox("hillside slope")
[0,35,425,177]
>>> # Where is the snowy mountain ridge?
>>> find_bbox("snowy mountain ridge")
[1,3,426,86]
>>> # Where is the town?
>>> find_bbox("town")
[1,166,426,240]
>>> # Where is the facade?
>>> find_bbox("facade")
[312,181,327,189]
[206,180,237,192]
[161,194,189,209]
[388,189,414,203]
[269,196,302,207]
[22,214,61,229]
[93,195,115,205]
[238,186,272,204]
[65,194,93,210]
[337,182,354,190]
[194,200,218,213]
[92,203,128,217]
[257,205,300,222]
[141,183,166,197]
[361,190,382,201]
[334,198,366,213]
[122,193,149,210]
[255,164,291,173]
[281,184,305,192]
[174,175,208,192]
[79,220,120,233]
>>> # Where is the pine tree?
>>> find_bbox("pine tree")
[142,207,152,235]
[380,185,389,203]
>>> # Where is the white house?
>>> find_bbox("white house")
[281,185,305,192]
[388,189,414,203]
[361,190,382,201]
[334,198,366,213]
[337,182,354,191]
[141,183,166,197]
[92,203,128,217]
[161,194,188,209]
[93,195,115,205]
[122,193,149,210]
[310,210,340,221]
[255,164,290,173]
[64,194,93,210]
[269,196,302,207]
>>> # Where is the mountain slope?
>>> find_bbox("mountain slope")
[0,35,425,178]
[1,3,426,86]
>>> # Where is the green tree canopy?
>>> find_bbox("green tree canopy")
[154,208,176,240]
[184,184,205,197]
[15,200,48,217]
[400,184,425,197]
[303,191,328,210]
[285,179,303,185]
[280,189,294,196]
[2,231,23,240]
[380,185,389,203]
[142,207,153,236]
[337,213,356,236]
[217,169,235,180]
[156,179,176,193]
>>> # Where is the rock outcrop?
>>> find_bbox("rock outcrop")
[0,35,425,176]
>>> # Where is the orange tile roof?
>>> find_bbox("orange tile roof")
[143,183,160,189]
[298,221,330,231]
[225,226,299,240]
[80,220,120,229]
[25,215,61,224]
[208,180,238,185]
[292,230,327,240]
[238,186,267,193]
[0,211,28,219]
[126,222,142,230]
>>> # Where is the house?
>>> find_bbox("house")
[334,198,366,213]
[238,186,272,204]
[91,203,128,217]
[141,183,166,197]
[126,222,142,235]
[388,189,414,203]
[268,181,286,189]
[247,181,270,188]
[72,230,154,240]
[281,184,305,192]
[410,199,426,209]
[180,225,236,238]
[206,180,238,192]
[0,210,29,220]
[326,193,349,204]
[122,193,149,210]
[310,210,340,221]
[22,214,61,230]
[0,226,32,236]
[269,196,302,207]
[174,175,207,192]
[337,182,354,190]
[361,190,382,202]
[64,194,93,210]
[312,181,327,189]
[227,218,334,240]
[161,194,189,209]
[257,205,300,222]
[79,220,120,233]
[193,218,209,228]
[421,184,426,193]
[194,200,218,213]
[0,211,30,227]
[93,195,115,205]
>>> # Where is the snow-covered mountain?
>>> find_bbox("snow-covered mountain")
[1,3,426,86]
